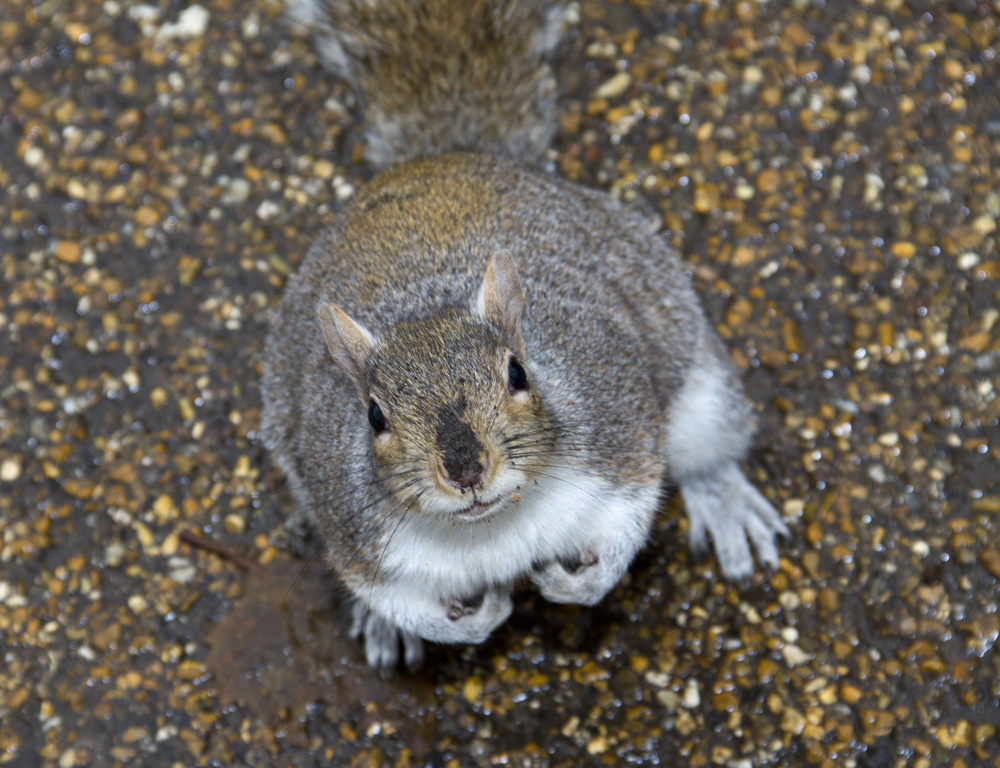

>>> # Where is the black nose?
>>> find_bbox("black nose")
[436,402,485,491]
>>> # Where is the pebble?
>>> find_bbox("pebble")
[594,72,632,100]
[155,5,209,43]
[0,459,21,482]
[4,1,997,766]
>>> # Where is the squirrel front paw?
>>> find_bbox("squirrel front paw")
[682,463,790,582]
[350,602,424,676]
[438,588,513,644]
[531,549,620,606]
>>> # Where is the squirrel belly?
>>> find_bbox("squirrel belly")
[263,2,788,672]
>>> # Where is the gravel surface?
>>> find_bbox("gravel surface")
[1,0,998,766]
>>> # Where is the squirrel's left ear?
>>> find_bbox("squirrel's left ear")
[474,250,526,357]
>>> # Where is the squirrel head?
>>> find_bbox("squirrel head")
[317,251,553,520]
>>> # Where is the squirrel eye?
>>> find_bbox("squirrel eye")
[368,400,388,432]
[507,358,528,393]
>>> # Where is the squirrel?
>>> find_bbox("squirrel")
[262,0,789,673]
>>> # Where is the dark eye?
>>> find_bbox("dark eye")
[368,400,388,432]
[507,358,528,393]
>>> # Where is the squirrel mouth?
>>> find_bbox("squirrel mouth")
[456,495,503,520]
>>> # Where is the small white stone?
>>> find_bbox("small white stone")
[742,65,764,85]
[644,670,670,688]
[681,679,700,708]
[0,458,21,482]
[782,643,812,666]
[256,200,280,220]
[781,626,799,644]
[23,146,45,167]
[155,5,209,43]
[911,540,930,557]
[957,251,980,270]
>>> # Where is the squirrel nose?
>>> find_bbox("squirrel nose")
[449,465,485,491]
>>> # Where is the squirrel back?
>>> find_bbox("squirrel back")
[287,0,567,168]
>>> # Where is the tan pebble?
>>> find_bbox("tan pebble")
[973,496,1000,513]
[801,551,820,580]
[66,179,89,200]
[840,684,862,704]
[976,724,996,746]
[462,676,482,704]
[973,215,996,235]
[890,241,916,259]
[161,532,179,556]
[132,520,156,551]
[123,726,149,744]
[178,397,195,420]
[953,720,972,748]
[18,88,43,110]
[128,594,148,614]
[176,660,205,681]
[561,716,580,737]
[224,514,246,534]
[260,123,288,144]
[780,707,806,735]
[805,520,823,546]
[135,206,160,227]
[313,159,335,180]
[152,494,178,522]
[818,587,839,612]
[150,387,168,409]
[59,749,77,768]
[802,723,827,741]
[756,168,780,193]
[594,71,632,99]
[743,65,764,85]
[55,241,81,263]
[118,671,142,689]
[981,551,1000,581]
[761,86,782,107]
[258,546,278,565]
[732,246,755,266]
[585,734,608,754]
[0,458,21,482]
[104,184,127,203]
[693,184,720,213]
[942,59,964,80]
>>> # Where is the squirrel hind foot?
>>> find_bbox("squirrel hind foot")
[681,463,789,582]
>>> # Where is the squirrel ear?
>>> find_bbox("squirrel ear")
[317,302,376,390]
[475,250,526,356]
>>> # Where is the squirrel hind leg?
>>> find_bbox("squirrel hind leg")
[664,354,788,580]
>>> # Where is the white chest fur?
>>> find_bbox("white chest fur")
[380,469,660,598]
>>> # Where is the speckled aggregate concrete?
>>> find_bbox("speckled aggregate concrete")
[1,1,998,766]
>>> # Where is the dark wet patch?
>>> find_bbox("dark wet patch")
[206,559,436,753]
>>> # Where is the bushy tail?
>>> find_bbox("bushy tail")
[287,0,567,169]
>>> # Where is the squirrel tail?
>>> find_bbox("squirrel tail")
[287,0,567,169]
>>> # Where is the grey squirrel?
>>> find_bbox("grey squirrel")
[262,0,789,673]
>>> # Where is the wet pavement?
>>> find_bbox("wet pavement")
[1,0,999,766]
